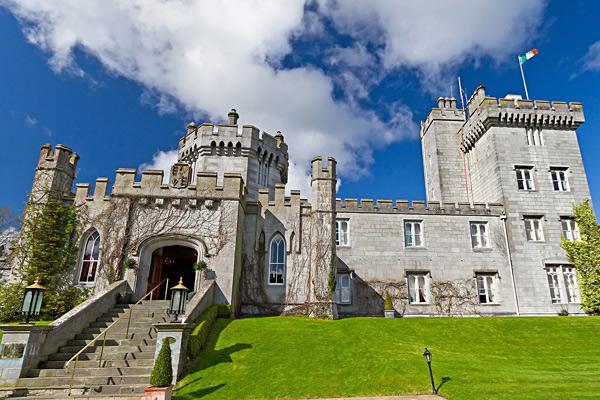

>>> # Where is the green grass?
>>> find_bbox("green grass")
[174,316,600,400]
[0,321,52,342]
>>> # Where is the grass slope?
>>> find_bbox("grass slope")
[174,316,600,400]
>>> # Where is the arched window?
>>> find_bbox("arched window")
[211,141,217,155]
[235,142,242,157]
[79,232,100,283]
[269,235,285,285]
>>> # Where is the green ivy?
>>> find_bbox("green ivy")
[561,198,600,314]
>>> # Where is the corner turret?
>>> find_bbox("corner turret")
[31,144,79,202]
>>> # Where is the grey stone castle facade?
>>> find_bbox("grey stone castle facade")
[4,85,591,317]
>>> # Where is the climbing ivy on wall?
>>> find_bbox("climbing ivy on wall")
[0,192,90,322]
[561,198,600,314]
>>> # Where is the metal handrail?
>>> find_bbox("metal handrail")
[65,277,170,396]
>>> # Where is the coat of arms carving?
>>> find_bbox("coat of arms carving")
[170,162,192,188]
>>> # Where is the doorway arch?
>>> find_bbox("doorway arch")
[135,236,204,301]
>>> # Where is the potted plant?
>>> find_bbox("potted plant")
[116,289,132,304]
[123,258,137,270]
[145,337,175,400]
[384,291,395,318]
[193,260,207,271]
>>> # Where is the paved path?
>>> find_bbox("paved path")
[301,396,446,400]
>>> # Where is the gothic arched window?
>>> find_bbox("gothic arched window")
[79,231,100,283]
[268,235,285,285]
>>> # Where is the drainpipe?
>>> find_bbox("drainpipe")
[501,214,520,316]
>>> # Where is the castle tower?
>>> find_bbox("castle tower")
[30,144,79,203]
[420,96,467,203]
[177,109,288,201]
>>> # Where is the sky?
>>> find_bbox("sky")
[1,0,600,215]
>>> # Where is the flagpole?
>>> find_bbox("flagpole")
[519,57,529,100]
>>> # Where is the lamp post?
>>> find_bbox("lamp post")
[423,348,438,394]
[20,279,46,324]
[168,277,189,322]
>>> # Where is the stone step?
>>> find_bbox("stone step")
[49,351,154,362]
[66,337,156,348]
[74,332,156,341]
[88,321,163,329]
[15,375,149,388]
[81,326,156,335]
[40,358,154,370]
[0,383,148,398]
[27,365,153,378]
[57,344,155,354]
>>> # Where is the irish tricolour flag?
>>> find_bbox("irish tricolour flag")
[519,49,538,64]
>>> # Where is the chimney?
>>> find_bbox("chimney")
[228,109,239,124]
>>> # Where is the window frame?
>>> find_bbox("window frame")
[515,167,535,191]
[475,273,497,304]
[470,222,490,249]
[524,217,544,241]
[405,220,424,248]
[268,235,286,285]
[545,265,580,304]
[407,273,429,304]
[335,219,350,247]
[550,168,569,192]
[561,217,580,242]
[78,231,100,284]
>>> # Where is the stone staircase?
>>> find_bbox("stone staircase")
[0,300,171,399]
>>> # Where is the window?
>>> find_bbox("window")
[561,218,580,241]
[79,232,100,283]
[336,219,349,246]
[551,168,569,191]
[524,217,544,241]
[526,127,543,146]
[476,274,496,304]
[268,235,285,285]
[408,274,429,304]
[546,265,579,304]
[515,167,534,190]
[335,274,351,304]
[470,223,489,248]
[405,221,423,247]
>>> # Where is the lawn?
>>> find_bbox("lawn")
[174,316,600,400]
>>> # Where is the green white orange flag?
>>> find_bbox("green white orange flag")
[519,49,538,64]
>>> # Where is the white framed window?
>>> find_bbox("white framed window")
[268,235,285,285]
[335,274,351,304]
[79,231,100,284]
[405,221,423,247]
[524,217,544,241]
[515,167,534,190]
[407,273,429,304]
[470,222,489,248]
[476,274,497,304]
[561,218,580,241]
[336,219,349,246]
[551,168,569,191]
[526,127,543,146]
[546,265,579,304]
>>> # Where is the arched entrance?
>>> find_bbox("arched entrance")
[148,245,197,299]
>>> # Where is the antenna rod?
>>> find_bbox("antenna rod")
[519,57,530,100]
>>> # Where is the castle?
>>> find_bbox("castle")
[3,84,592,317]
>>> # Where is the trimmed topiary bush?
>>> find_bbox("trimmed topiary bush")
[150,337,174,387]
[384,291,393,311]
[188,304,231,358]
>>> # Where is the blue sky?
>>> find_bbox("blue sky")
[1,0,600,214]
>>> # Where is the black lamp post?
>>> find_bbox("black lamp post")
[423,348,438,394]
[168,277,189,322]
[20,279,46,324]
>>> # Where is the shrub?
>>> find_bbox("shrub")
[123,258,137,270]
[384,291,394,311]
[188,304,231,357]
[149,337,175,387]
[193,260,207,271]
[558,309,569,317]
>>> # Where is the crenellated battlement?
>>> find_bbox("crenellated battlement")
[336,198,504,216]
[36,144,79,175]
[311,156,337,181]
[256,186,308,211]
[74,168,246,205]
[420,97,466,136]
[461,84,585,150]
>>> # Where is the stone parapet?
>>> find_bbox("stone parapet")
[336,198,504,215]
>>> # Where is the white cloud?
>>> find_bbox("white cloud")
[4,0,546,197]
[581,41,600,72]
[139,149,178,183]
[24,114,37,126]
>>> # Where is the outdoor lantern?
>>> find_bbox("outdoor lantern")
[21,279,46,324]
[423,348,438,394]
[168,277,189,322]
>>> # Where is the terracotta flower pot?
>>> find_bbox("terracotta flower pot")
[144,385,173,400]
